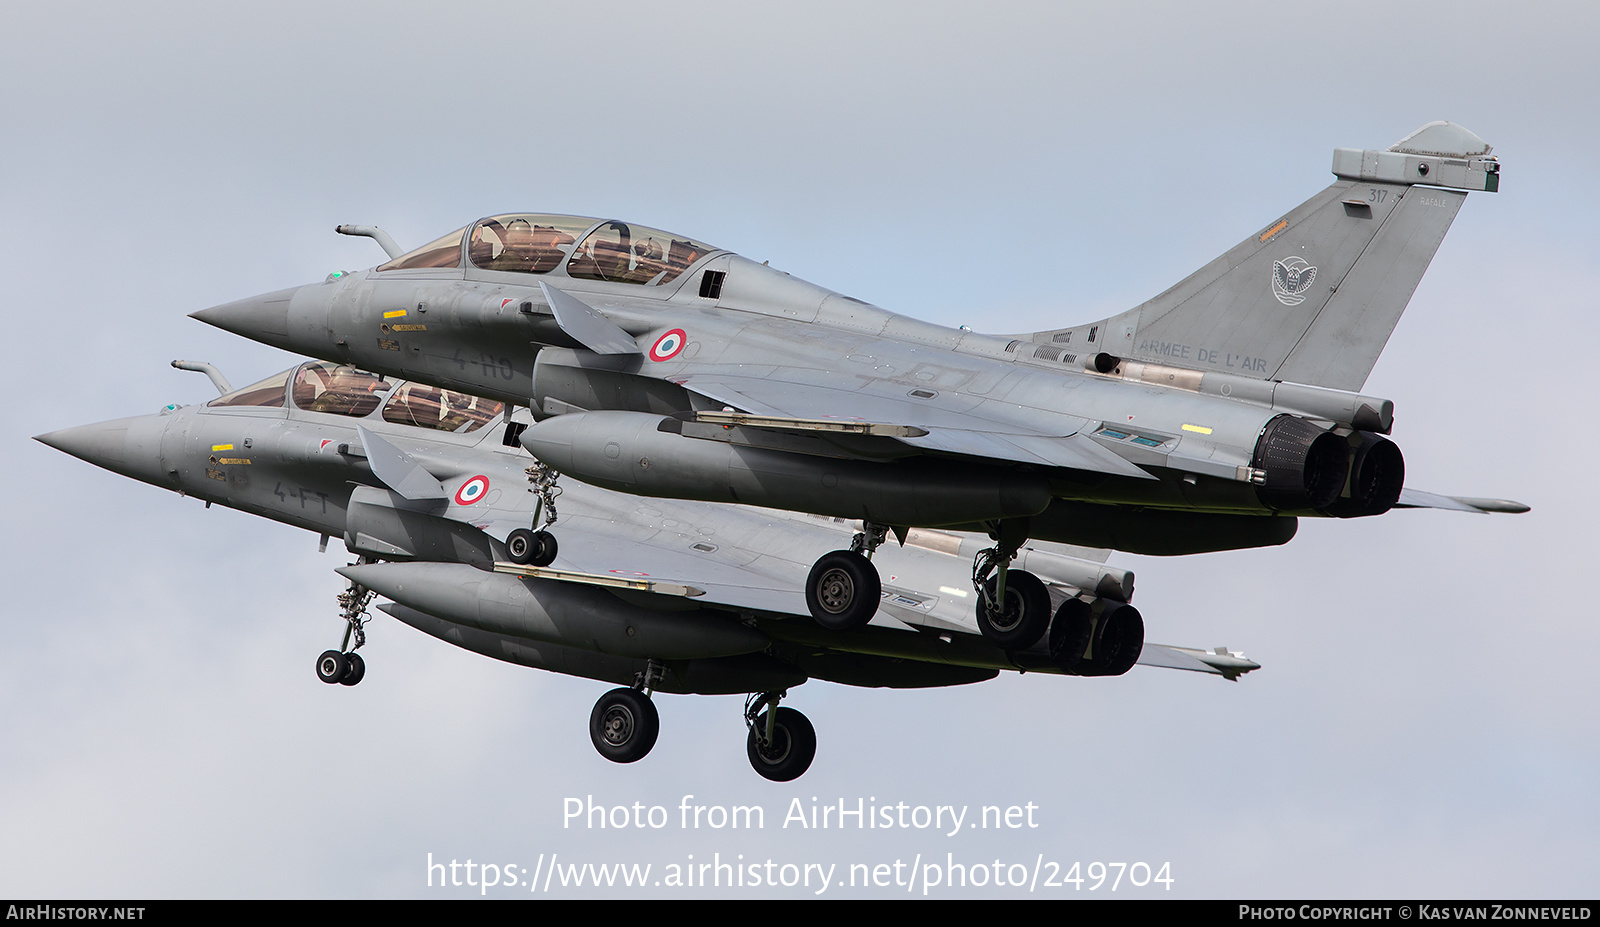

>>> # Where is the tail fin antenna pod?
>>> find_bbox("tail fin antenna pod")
[1032,122,1499,393]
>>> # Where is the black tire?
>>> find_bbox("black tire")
[339,651,366,686]
[805,550,880,631]
[1047,597,1094,672]
[1081,603,1144,677]
[975,569,1051,649]
[529,530,559,567]
[505,528,537,565]
[746,706,817,782]
[588,688,659,764]
[316,650,347,685]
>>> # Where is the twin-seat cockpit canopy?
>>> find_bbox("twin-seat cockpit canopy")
[207,361,504,435]
[376,213,720,288]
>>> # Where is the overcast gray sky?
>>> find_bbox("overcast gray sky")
[3,0,1596,899]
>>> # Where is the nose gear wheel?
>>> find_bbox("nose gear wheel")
[318,558,375,686]
[504,527,558,566]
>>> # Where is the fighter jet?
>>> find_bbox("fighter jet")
[37,360,1258,781]
[193,122,1526,646]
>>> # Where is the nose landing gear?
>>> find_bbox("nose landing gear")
[505,527,558,567]
[316,561,374,686]
[505,461,563,566]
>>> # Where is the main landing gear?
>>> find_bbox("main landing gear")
[505,461,561,566]
[804,522,888,630]
[802,517,1061,654]
[316,559,375,686]
[589,661,664,763]
[968,520,1144,673]
[590,687,661,763]
[970,519,1054,650]
[744,691,816,782]
[585,668,819,781]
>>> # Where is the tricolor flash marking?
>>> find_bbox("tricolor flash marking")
[1181,424,1213,434]
[500,298,516,309]
[383,309,408,319]
[211,444,234,452]
[454,475,489,506]
[649,329,687,362]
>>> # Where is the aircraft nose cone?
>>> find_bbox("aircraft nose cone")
[35,421,133,468]
[190,285,299,348]
[35,415,172,486]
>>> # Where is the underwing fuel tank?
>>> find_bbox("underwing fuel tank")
[339,561,770,660]
[381,603,807,695]
[519,410,1052,527]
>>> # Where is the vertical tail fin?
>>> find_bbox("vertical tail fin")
[1033,122,1500,392]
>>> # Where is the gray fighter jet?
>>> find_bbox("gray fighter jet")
[37,360,1258,781]
[193,122,1526,646]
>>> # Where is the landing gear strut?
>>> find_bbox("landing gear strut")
[744,691,816,782]
[588,661,663,764]
[317,559,375,686]
[804,521,888,630]
[507,461,563,566]
[971,519,1050,650]
[974,568,1051,649]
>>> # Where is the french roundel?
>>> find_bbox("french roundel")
[454,475,489,506]
[648,329,687,362]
